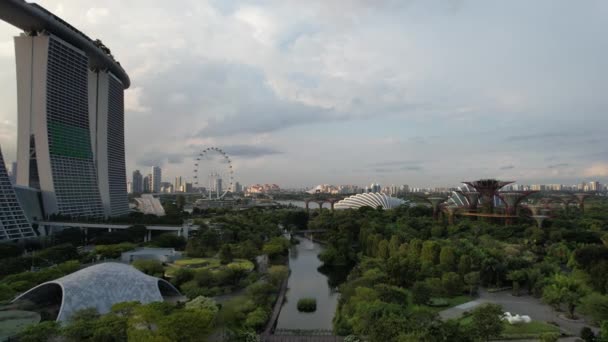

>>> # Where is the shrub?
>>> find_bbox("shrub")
[580,327,596,342]
[132,259,164,277]
[539,332,560,342]
[297,298,317,312]
[245,307,268,330]
[427,298,449,307]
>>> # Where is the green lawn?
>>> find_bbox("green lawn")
[501,321,560,339]
[459,316,560,339]
[0,310,40,340]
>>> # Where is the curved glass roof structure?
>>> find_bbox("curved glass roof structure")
[334,192,407,210]
[13,262,180,321]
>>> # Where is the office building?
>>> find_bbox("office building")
[132,170,143,194]
[0,147,36,241]
[152,166,161,193]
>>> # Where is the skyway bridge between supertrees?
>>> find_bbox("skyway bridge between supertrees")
[422,178,596,228]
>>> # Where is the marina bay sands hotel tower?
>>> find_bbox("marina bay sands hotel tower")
[0,1,130,218]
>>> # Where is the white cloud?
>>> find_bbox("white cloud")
[584,164,608,177]
[124,87,149,113]
[86,7,110,24]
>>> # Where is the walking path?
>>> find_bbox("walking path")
[439,288,597,336]
[262,276,290,336]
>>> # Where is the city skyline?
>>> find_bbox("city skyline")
[1,1,608,187]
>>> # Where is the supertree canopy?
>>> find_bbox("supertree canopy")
[462,179,514,213]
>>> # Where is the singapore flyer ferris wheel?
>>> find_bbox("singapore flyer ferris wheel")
[193,147,234,200]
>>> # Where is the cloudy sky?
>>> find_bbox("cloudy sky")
[0,0,607,188]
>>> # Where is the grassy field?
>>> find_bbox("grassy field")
[0,310,40,340]
[459,316,560,339]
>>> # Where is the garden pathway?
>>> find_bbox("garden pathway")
[439,288,598,336]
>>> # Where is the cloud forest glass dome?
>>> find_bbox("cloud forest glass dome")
[334,192,407,210]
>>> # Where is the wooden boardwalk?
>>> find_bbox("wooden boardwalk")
[262,273,290,335]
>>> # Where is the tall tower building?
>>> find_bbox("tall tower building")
[174,176,182,193]
[0,147,36,241]
[89,70,129,217]
[143,175,151,193]
[216,178,223,197]
[132,170,143,194]
[15,34,104,218]
[152,167,161,193]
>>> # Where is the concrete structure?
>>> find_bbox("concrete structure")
[334,192,407,210]
[121,247,182,263]
[35,220,198,241]
[152,166,161,193]
[1,0,130,219]
[0,147,36,241]
[132,170,143,194]
[426,195,448,220]
[134,194,166,216]
[143,175,151,193]
[13,263,180,322]
[574,193,592,213]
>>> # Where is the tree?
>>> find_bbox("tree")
[581,293,608,323]
[132,259,164,277]
[176,195,186,210]
[458,255,472,275]
[412,281,431,305]
[442,272,463,297]
[262,237,289,260]
[185,296,219,316]
[268,265,289,287]
[469,303,504,341]
[377,239,390,260]
[62,308,100,341]
[507,270,527,296]
[543,274,588,318]
[439,246,457,272]
[464,272,480,296]
[157,309,216,341]
[581,327,597,342]
[420,241,440,267]
[17,321,60,342]
[150,233,186,250]
[219,244,234,265]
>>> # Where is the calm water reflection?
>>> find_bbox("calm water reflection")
[275,237,344,330]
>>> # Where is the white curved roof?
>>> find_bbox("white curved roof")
[135,194,166,216]
[13,262,180,321]
[334,192,407,210]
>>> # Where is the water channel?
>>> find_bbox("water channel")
[274,236,347,331]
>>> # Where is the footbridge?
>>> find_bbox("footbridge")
[34,221,199,241]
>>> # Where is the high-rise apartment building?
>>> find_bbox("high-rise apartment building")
[174,176,182,193]
[143,175,151,193]
[0,147,35,241]
[132,170,143,194]
[152,167,161,193]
